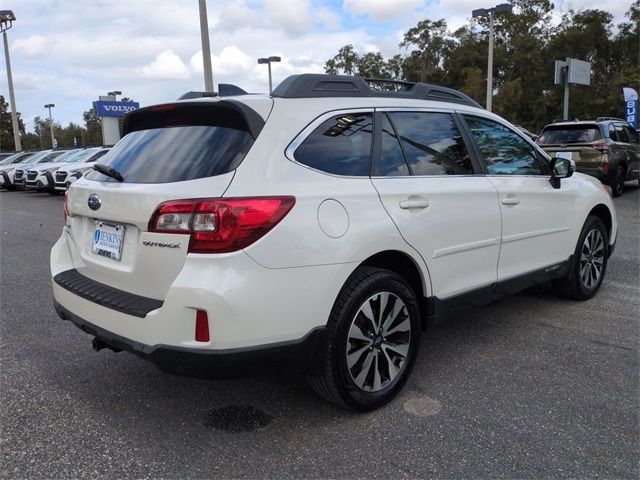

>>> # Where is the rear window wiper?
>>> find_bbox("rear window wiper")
[93,163,124,182]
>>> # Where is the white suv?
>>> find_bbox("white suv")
[51,75,617,410]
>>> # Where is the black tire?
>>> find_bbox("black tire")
[553,215,609,300]
[307,267,421,411]
[610,165,625,197]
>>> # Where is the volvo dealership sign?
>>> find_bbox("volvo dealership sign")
[94,100,140,118]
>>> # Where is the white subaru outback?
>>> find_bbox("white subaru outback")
[51,74,617,410]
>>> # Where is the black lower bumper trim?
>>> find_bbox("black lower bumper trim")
[54,269,163,318]
[54,301,328,379]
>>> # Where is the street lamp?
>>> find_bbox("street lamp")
[0,10,21,151]
[257,56,281,95]
[472,3,512,112]
[198,0,214,92]
[44,104,55,148]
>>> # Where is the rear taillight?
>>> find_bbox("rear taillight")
[593,143,610,153]
[148,196,296,253]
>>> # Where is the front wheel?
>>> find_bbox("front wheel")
[553,215,609,300]
[308,267,421,410]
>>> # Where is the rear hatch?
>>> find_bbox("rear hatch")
[537,124,607,167]
[65,98,272,300]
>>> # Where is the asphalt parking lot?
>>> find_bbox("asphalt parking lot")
[1,184,638,479]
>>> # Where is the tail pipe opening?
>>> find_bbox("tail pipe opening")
[92,337,122,353]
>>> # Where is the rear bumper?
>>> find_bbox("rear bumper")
[51,226,352,373]
[576,166,608,182]
[54,300,327,379]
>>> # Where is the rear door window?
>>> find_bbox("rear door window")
[624,126,639,144]
[293,113,373,176]
[387,112,474,175]
[537,125,603,144]
[614,124,630,143]
[377,114,410,176]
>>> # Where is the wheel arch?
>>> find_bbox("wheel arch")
[358,250,432,329]
[588,203,613,243]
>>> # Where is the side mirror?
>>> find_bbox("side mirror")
[549,157,575,189]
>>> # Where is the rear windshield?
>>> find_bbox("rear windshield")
[537,125,603,144]
[85,126,253,183]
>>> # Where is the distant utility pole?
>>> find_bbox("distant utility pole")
[472,3,513,112]
[1,10,21,151]
[44,103,55,148]
[257,56,281,94]
[554,58,592,120]
[198,0,214,92]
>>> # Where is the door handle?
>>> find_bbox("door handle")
[399,198,430,210]
[501,196,520,206]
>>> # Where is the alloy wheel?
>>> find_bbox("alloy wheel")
[345,292,411,392]
[614,168,625,195]
[580,228,605,290]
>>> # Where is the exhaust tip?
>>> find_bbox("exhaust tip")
[92,337,122,353]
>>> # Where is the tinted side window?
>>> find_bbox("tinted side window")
[464,115,544,175]
[624,126,639,144]
[377,114,410,176]
[608,124,619,141]
[389,112,474,175]
[615,125,630,143]
[294,113,373,176]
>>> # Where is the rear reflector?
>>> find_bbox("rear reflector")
[148,196,295,253]
[195,310,210,342]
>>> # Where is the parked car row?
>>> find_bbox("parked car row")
[0,147,111,194]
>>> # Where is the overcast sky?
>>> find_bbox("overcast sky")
[0,0,630,132]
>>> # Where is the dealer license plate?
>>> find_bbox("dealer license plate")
[91,221,125,261]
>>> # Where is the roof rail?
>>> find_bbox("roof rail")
[271,74,482,108]
[177,84,248,100]
[595,116,626,122]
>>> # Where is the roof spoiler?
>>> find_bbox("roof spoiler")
[178,84,248,100]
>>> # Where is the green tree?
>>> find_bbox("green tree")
[400,19,453,84]
[83,107,102,147]
[324,1,639,133]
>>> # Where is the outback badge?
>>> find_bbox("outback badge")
[87,194,101,211]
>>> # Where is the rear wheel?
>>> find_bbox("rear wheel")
[553,215,609,300]
[610,165,626,197]
[308,267,421,410]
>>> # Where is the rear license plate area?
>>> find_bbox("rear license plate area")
[91,221,125,261]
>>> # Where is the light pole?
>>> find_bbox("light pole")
[44,104,55,148]
[257,56,281,95]
[472,3,512,112]
[1,10,21,151]
[198,0,214,92]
